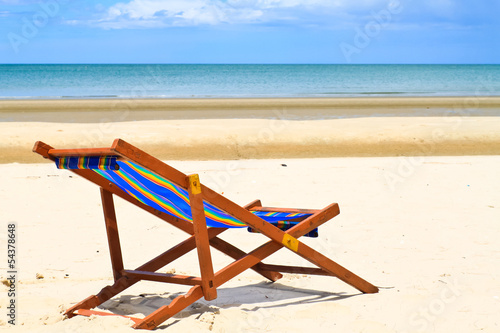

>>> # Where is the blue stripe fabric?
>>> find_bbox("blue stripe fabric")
[56,158,315,234]
[55,156,119,170]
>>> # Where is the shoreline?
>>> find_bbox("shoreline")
[2,96,500,110]
[1,96,500,123]
[1,96,499,163]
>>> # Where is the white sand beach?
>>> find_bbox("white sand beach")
[1,156,500,332]
[0,97,499,332]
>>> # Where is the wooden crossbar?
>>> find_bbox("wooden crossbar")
[47,147,118,157]
[256,264,332,276]
[32,139,379,330]
[121,270,202,286]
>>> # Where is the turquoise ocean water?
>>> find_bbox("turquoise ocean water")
[1,64,499,99]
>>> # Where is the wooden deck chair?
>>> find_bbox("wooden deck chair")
[33,139,378,330]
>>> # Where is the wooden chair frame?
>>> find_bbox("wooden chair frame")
[33,139,378,330]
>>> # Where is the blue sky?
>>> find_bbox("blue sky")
[0,0,498,64]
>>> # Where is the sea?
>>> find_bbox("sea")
[1,64,499,99]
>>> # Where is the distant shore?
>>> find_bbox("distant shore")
[1,96,499,163]
[1,96,500,122]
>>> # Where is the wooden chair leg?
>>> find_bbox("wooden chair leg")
[187,174,217,301]
[100,188,124,281]
[284,235,378,293]
[65,277,132,318]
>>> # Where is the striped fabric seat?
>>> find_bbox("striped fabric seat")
[56,155,120,170]
[55,157,316,235]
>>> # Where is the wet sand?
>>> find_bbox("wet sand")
[1,97,499,163]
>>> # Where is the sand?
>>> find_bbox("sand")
[1,97,500,163]
[2,96,500,115]
[0,97,499,332]
[1,156,500,332]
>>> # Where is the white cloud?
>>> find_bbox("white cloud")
[94,0,266,29]
[76,0,477,30]
[88,0,380,29]
[0,0,43,4]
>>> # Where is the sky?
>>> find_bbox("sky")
[0,0,498,64]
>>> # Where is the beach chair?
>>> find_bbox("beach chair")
[33,139,378,330]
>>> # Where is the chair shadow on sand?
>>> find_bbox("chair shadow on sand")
[97,280,361,329]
